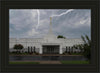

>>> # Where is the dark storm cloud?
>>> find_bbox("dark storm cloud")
[9,9,91,38]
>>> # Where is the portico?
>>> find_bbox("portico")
[39,42,63,54]
[42,45,59,54]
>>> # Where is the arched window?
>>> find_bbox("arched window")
[33,46,36,52]
[28,46,30,49]
[33,46,35,49]
[66,47,67,52]
[31,46,32,49]
[31,46,32,53]
[28,46,30,53]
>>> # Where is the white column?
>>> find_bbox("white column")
[59,45,63,54]
[39,46,42,54]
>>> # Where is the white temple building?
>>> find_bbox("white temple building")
[9,17,84,54]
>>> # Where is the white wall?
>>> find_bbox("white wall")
[9,38,84,53]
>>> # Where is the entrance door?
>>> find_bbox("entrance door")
[43,45,59,54]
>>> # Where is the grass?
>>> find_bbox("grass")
[60,61,89,64]
[9,61,39,64]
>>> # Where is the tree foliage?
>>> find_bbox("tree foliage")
[13,44,24,52]
[73,35,91,60]
[57,35,66,39]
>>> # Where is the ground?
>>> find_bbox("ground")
[9,54,89,64]
[9,60,89,64]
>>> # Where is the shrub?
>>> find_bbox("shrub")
[13,44,24,53]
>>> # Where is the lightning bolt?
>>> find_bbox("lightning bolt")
[80,18,89,24]
[36,9,40,29]
[51,9,74,17]
[36,9,74,29]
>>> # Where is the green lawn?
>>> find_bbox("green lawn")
[9,61,39,64]
[60,61,89,64]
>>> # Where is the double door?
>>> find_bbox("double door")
[43,45,59,54]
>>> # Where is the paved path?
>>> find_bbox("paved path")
[38,61,61,64]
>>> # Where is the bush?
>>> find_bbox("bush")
[13,44,24,53]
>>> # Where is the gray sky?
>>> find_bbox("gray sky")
[9,9,91,38]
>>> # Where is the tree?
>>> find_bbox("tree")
[57,35,66,39]
[73,35,91,60]
[81,35,91,59]
[13,44,24,53]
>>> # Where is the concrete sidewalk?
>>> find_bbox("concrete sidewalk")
[38,61,61,64]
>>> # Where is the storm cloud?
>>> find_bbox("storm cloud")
[9,9,91,38]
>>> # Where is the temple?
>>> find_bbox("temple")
[9,17,84,54]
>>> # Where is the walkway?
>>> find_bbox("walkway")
[38,61,61,64]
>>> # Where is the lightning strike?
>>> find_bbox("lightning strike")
[36,9,40,29]
[36,9,74,29]
[80,18,89,24]
[51,9,74,17]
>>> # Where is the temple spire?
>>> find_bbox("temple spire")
[44,17,56,39]
[49,17,52,34]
